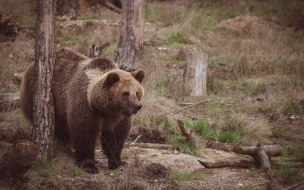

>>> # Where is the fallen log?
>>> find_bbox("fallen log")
[0,93,20,112]
[198,157,259,168]
[282,181,304,190]
[105,2,122,13]
[233,144,282,158]
[205,138,233,152]
[0,140,38,181]
[128,143,173,150]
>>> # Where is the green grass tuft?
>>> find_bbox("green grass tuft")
[67,166,89,177]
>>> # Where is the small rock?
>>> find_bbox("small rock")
[257,95,265,102]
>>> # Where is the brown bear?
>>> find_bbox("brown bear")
[20,48,145,174]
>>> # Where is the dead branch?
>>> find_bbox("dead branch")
[205,138,233,152]
[115,49,123,67]
[177,120,196,146]
[233,144,282,158]
[104,2,122,14]
[89,41,110,58]
[282,181,304,190]
[182,99,209,109]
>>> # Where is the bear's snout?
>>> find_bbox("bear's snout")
[136,103,142,111]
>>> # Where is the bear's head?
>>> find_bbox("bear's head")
[91,69,145,116]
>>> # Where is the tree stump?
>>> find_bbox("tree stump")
[117,0,146,71]
[183,52,208,96]
[0,140,38,181]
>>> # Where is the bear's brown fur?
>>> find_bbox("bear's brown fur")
[20,48,145,173]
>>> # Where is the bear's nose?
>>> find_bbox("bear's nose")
[136,103,142,111]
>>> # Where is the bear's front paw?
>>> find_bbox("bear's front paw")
[78,158,99,174]
[108,160,127,169]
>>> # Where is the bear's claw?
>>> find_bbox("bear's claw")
[78,158,99,174]
[108,160,127,169]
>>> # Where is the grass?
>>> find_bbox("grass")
[274,165,304,183]
[67,166,89,177]
[33,157,57,178]
[84,20,95,28]
[168,170,205,181]
[189,117,246,144]
[294,145,304,159]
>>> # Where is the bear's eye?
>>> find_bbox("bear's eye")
[123,92,130,97]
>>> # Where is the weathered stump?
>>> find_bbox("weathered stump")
[183,52,208,96]
[0,140,38,180]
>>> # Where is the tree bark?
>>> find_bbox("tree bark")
[0,140,38,180]
[117,0,146,71]
[33,0,56,159]
[183,52,208,96]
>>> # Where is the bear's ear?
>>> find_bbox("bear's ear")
[131,69,145,83]
[105,72,120,86]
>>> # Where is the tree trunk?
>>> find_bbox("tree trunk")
[183,52,208,96]
[0,140,38,180]
[33,0,56,159]
[117,0,146,71]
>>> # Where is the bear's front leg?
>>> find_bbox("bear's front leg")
[69,117,100,174]
[101,118,131,169]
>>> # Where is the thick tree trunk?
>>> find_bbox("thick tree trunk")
[33,0,56,159]
[0,140,38,180]
[117,0,146,71]
[183,52,208,96]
